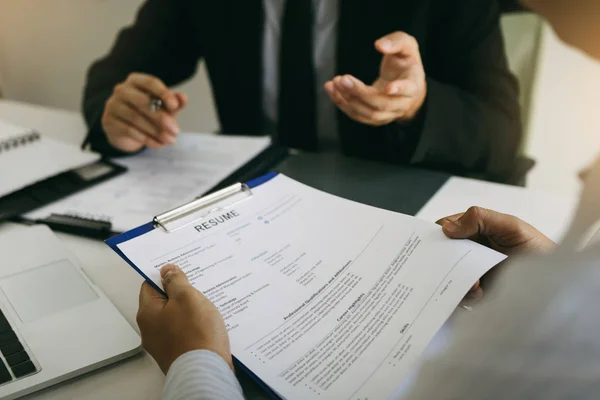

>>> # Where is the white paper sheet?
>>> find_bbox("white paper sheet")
[0,119,99,197]
[26,133,271,233]
[113,174,505,400]
[416,177,578,242]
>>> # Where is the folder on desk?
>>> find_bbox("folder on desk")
[105,172,506,400]
[0,119,125,224]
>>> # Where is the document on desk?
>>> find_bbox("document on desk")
[25,133,271,232]
[109,174,506,400]
[416,177,578,242]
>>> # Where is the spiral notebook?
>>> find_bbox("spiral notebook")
[0,119,100,198]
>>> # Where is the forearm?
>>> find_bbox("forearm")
[164,350,245,400]
[391,0,523,182]
[81,88,134,156]
[405,76,521,182]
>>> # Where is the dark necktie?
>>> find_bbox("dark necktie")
[277,0,318,151]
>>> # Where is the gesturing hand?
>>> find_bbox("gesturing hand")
[136,264,232,374]
[324,32,427,126]
[101,73,188,153]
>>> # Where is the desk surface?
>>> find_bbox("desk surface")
[277,153,449,217]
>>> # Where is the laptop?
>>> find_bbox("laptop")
[0,224,141,399]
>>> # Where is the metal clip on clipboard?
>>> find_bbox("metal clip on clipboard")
[153,182,253,233]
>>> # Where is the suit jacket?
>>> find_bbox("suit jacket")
[498,0,530,13]
[83,0,522,182]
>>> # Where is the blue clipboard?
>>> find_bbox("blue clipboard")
[105,171,282,399]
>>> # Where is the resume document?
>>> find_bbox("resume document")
[112,174,505,399]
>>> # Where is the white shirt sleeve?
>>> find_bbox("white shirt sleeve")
[163,350,245,400]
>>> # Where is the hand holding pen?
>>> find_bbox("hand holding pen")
[101,73,188,153]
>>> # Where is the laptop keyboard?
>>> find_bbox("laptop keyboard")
[0,311,37,384]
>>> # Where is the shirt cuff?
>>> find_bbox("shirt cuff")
[164,350,244,400]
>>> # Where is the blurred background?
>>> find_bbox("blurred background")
[1,0,599,195]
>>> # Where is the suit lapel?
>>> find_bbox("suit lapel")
[336,0,354,78]
[337,0,382,81]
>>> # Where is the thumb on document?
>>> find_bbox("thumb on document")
[137,263,233,374]
[161,264,191,298]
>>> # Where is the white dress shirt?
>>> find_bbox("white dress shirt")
[262,0,340,149]
[164,350,244,400]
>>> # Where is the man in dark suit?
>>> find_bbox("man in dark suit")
[83,0,521,182]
